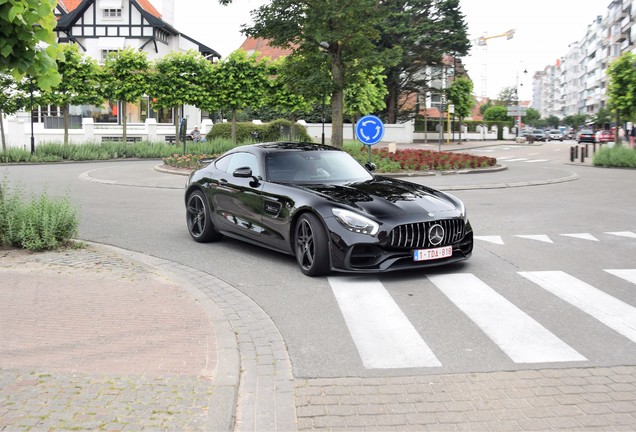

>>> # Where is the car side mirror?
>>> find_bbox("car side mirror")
[233,166,261,187]
[364,162,377,172]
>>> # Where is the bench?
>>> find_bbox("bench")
[165,135,193,144]
[101,136,142,143]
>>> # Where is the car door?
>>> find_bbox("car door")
[212,151,266,240]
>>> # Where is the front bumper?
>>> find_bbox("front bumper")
[325,218,474,273]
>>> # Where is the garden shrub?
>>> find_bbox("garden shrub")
[0,182,79,251]
[207,119,311,142]
[593,145,636,167]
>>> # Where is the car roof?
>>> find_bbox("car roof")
[231,142,343,155]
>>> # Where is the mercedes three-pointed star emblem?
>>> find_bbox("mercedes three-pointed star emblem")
[428,223,445,246]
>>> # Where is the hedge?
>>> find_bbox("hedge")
[207,119,312,142]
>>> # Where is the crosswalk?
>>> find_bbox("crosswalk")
[475,231,636,245]
[328,268,636,370]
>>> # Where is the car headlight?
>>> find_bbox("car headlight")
[332,208,379,236]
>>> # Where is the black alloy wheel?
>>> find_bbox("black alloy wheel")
[294,213,330,276]
[186,190,222,242]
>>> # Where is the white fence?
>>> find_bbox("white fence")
[2,114,519,149]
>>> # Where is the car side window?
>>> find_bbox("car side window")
[225,152,261,177]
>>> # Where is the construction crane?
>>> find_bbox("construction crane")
[475,29,515,99]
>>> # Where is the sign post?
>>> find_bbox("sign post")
[355,115,385,167]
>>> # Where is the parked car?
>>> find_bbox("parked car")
[548,130,564,141]
[577,129,596,143]
[528,129,547,142]
[597,130,614,143]
[184,142,473,276]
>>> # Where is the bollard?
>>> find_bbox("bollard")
[585,144,589,157]
[570,146,575,162]
[575,145,579,159]
[593,143,596,154]
[580,146,585,163]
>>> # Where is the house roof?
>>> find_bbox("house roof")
[56,0,220,58]
[239,37,294,60]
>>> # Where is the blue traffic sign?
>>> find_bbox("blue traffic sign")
[355,115,385,145]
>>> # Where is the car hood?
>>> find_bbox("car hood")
[297,176,460,218]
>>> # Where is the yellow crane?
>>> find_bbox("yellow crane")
[476,29,515,98]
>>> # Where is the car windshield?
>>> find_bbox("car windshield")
[266,150,373,184]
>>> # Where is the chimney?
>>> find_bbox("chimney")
[162,0,174,25]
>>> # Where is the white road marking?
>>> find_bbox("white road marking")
[560,233,599,241]
[496,156,514,160]
[605,269,636,285]
[524,159,550,163]
[605,231,636,239]
[516,235,554,243]
[427,274,586,363]
[328,276,441,369]
[474,235,505,245]
[505,158,530,162]
[519,271,636,344]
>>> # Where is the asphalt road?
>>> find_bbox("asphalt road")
[2,141,635,380]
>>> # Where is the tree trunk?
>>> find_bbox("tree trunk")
[289,114,297,141]
[231,109,237,144]
[0,108,6,153]
[121,99,127,142]
[63,104,69,145]
[385,69,400,124]
[330,55,345,148]
[458,116,463,143]
[175,105,180,146]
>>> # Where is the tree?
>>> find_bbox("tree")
[379,0,470,123]
[267,57,315,141]
[344,66,388,122]
[483,105,510,122]
[523,107,540,127]
[590,108,610,129]
[562,113,587,130]
[0,0,62,90]
[446,76,473,142]
[38,44,103,144]
[243,0,393,147]
[101,48,150,141]
[607,52,636,143]
[545,115,560,128]
[495,86,518,107]
[0,74,29,151]
[151,50,213,145]
[211,50,270,143]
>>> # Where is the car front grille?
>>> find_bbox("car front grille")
[388,218,465,249]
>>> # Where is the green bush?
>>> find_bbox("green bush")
[593,145,636,167]
[0,182,79,251]
[207,118,311,142]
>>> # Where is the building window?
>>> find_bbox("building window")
[103,8,122,18]
[101,49,119,62]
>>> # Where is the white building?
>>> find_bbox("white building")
[3,0,221,148]
[532,0,636,123]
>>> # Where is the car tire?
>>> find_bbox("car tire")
[186,190,222,242]
[294,213,330,276]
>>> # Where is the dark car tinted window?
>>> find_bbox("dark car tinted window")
[266,150,372,183]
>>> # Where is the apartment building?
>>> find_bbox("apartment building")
[532,0,636,121]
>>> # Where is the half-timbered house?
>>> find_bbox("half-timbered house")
[25,0,220,134]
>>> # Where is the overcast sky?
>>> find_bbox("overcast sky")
[160,0,613,101]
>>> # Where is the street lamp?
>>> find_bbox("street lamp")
[515,66,528,139]
[319,41,329,145]
[29,76,35,154]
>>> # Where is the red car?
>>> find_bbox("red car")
[597,130,614,143]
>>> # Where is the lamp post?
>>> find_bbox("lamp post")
[29,77,35,154]
[319,41,329,145]
[515,66,528,139]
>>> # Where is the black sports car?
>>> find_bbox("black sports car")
[185,142,473,276]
